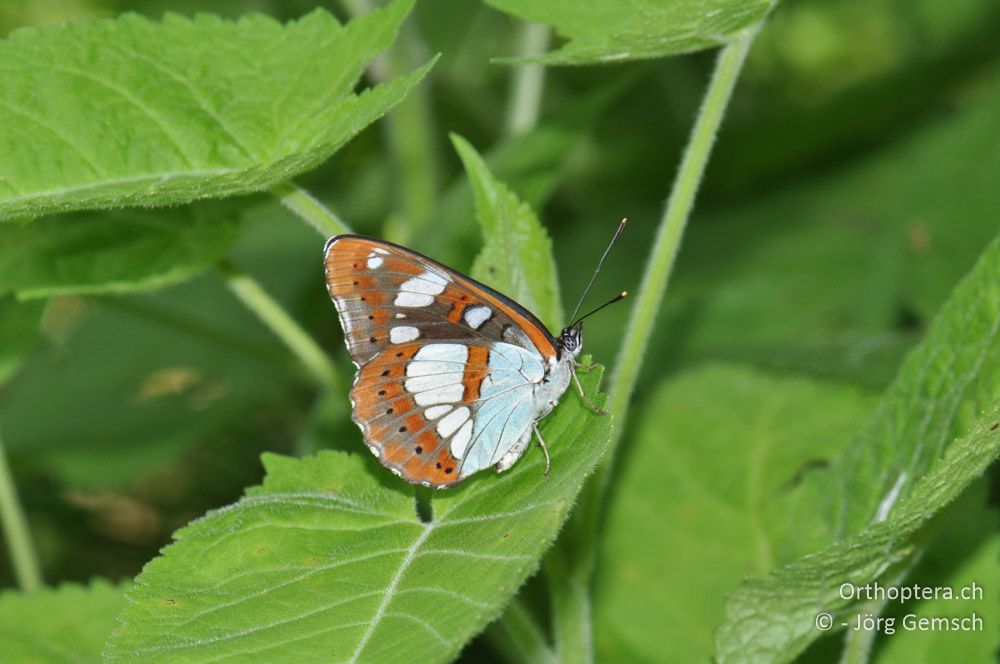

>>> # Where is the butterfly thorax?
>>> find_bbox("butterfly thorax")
[532,324,583,418]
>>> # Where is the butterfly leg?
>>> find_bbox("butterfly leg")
[574,359,600,373]
[532,422,551,476]
[571,365,607,416]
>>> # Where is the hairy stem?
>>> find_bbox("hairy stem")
[503,22,551,138]
[488,597,557,664]
[607,27,757,457]
[220,262,342,391]
[272,181,350,237]
[341,0,438,245]
[559,26,760,659]
[0,431,42,591]
[546,546,593,664]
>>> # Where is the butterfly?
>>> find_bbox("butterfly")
[324,224,625,488]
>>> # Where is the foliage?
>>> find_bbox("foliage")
[484,0,774,64]
[0,0,430,222]
[0,204,238,299]
[1,1,999,663]
[0,580,126,663]
[453,133,564,330]
[594,365,880,662]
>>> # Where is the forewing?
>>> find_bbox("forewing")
[350,341,545,487]
[325,235,558,366]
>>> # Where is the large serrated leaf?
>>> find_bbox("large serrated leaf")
[0,579,126,663]
[593,365,878,663]
[714,235,1000,662]
[0,204,237,299]
[0,0,429,221]
[484,0,773,64]
[452,133,563,331]
[104,366,611,663]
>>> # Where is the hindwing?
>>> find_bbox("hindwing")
[350,340,545,487]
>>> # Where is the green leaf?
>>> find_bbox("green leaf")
[483,0,773,64]
[593,365,878,663]
[0,0,431,221]
[797,235,1000,544]
[0,579,126,663]
[715,408,1000,664]
[0,297,42,386]
[0,277,298,490]
[651,66,1000,386]
[422,74,635,269]
[104,369,611,663]
[715,235,1000,662]
[873,480,1000,663]
[0,205,237,299]
[451,133,564,331]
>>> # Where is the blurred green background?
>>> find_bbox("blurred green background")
[1,0,998,660]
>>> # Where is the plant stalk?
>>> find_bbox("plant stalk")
[606,26,757,461]
[503,22,551,138]
[488,597,558,664]
[0,431,42,592]
[220,262,342,391]
[272,182,350,237]
[557,26,760,660]
[340,0,438,245]
[545,546,593,664]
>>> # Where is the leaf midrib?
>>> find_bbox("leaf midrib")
[347,522,433,663]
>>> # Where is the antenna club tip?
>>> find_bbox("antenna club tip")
[621,290,629,298]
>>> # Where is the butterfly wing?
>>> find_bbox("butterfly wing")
[324,235,559,366]
[349,340,545,487]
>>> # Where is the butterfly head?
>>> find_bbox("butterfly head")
[557,324,584,358]
[559,289,628,360]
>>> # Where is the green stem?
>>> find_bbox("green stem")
[340,0,438,245]
[605,27,758,478]
[839,559,919,664]
[220,262,342,391]
[553,26,760,660]
[382,32,438,245]
[487,597,557,664]
[0,431,42,592]
[545,547,592,664]
[503,22,551,138]
[271,182,350,237]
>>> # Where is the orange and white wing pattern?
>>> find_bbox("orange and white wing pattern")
[324,234,576,487]
[324,235,558,365]
[349,340,545,487]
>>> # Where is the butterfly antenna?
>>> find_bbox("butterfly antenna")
[573,291,628,326]
[569,218,628,324]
